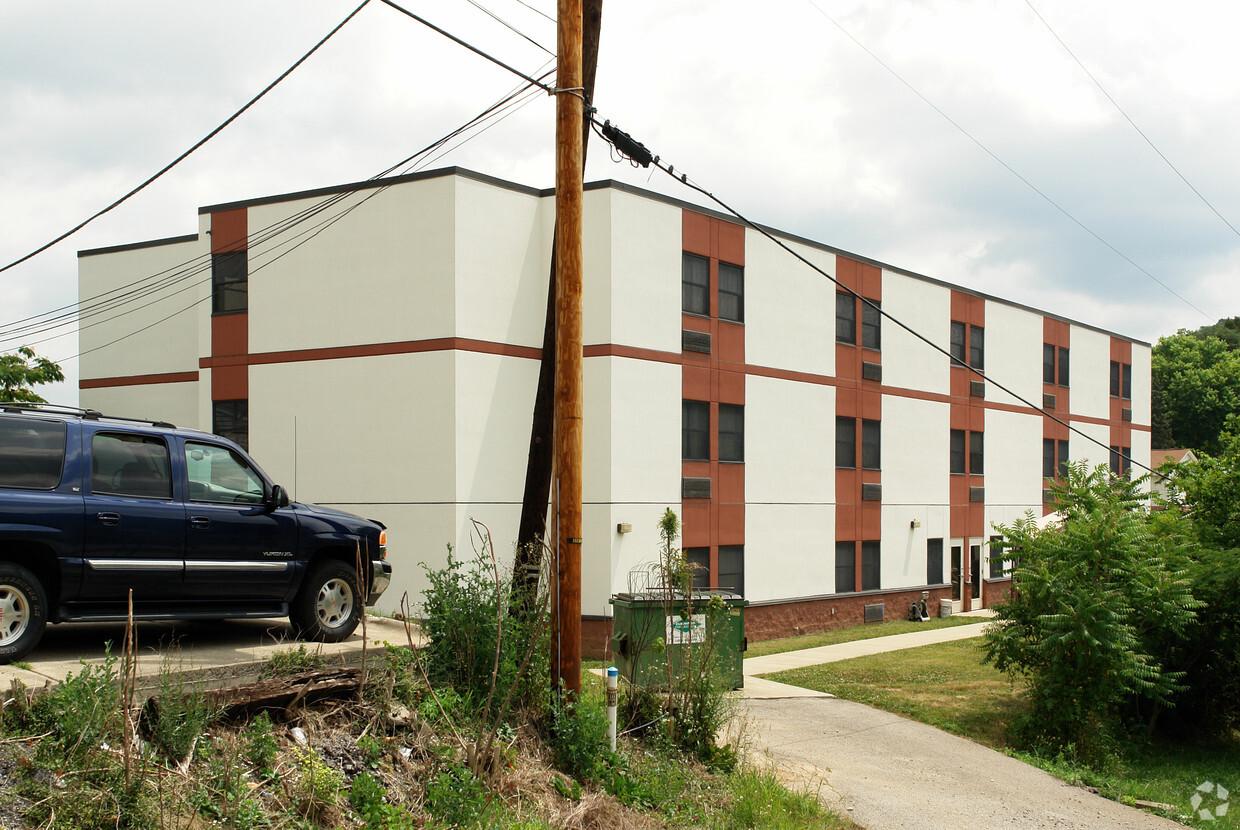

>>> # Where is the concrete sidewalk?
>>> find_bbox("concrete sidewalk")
[738,611,995,700]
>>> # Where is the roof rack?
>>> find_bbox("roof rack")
[0,402,176,429]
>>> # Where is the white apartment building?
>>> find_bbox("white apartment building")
[78,167,1151,648]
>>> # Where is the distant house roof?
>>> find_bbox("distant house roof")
[1154,448,1197,466]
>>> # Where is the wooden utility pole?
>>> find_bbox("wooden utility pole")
[513,0,602,608]
[551,0,584,696]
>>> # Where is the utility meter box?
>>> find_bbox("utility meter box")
[609,590,747,690]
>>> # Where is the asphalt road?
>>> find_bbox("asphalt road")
[742,696,1191,830]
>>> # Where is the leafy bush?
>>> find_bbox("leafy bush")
[983,465,1198,760]
[419,541,548,717]
[423,761,494,827]
[547,690,613,782]
[350,772,417,829]
[147,669,220,764]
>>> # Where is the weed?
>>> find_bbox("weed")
[260,644,328,678]
[349,771,417,829]
[357,733,385,768]
[423,761,493,827]
[291,746,346,825]
[146,666,221,764]
[547,689,614,782]
[716,765,841,829]
[243,712,280,782]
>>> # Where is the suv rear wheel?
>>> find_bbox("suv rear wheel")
[290,561,361,642]
[0,563,48,663]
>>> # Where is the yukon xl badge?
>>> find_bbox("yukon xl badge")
[262,551,294,558]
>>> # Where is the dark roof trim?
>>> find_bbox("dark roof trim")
[78,233,199,259]
[586,179,1152,347]
[197,166,543,215]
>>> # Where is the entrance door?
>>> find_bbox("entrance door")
[970,544,982,610]
[950,540,963,603]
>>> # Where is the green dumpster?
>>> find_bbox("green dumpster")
[609,590,747,690]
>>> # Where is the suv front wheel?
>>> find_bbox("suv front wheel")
[0,563,48,664]
[290,560,361,642]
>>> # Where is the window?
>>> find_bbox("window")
[0,417,66,490]
[718,404,744,463]
[682,253,709,316]
[835,416,856,469]
[969,326,985,370]
[1058,347,1070,387]
[718,262,743,323]
[1110,361,1132,399]
[988,535,1006,578]
[927,538,944,585]
[861,419,881,470]
[90,433,172,500]
[718,545,744,595]
[835,541,856,593]
[951,321,983,369]
[950,429,966,475]
[685,547,710,590]
[861,541,881,591]
[212,400,249,452]
[1110,446,1132,476]
[861,300,881,350]
[969,431,984,475]
[950,321,966,365]
[682,400,709,461]
[185,441,265,504]
[1043,344,1056,384]
[835,292,856,344]
[211,251,247,314]
[1044,438,1069,478]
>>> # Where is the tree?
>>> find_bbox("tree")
[983,464,1198,759]
[1151,332,1240,454]
[0,346,64,403]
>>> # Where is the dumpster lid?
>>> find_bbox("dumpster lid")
[610,589,744,603]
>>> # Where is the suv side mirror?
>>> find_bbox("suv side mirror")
[267,484,291,510]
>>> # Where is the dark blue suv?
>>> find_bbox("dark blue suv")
[0,403,392,663]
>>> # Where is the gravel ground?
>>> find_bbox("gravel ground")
[741,696,1192,830]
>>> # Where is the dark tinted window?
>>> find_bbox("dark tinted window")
[1058,347,1069,387]
[861,541,881,591]
[927,538,944,585]
[950,429,965,475]
[682,401,709,461]
[1110,361,1121,397]
[718,545,744,595]
[682,253,709,316]
[212,251,248,314]
[861,300,881,350]
[718,262,743,322]
[950,321,966,365]
[0,417,66,490]
[835,541,855,593]
[718,404,744,462]
[91,432,171,499]
[969,326,985,370]
[836,292,856,344]
[969,431,984,475]
[685,547,710,590]
[213,400,249,452]
[861,420,881,470]
[836,416,856,468]
[1043,438,1055,479]
[1043,344,1056,384]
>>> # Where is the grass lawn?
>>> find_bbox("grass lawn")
[744,614,983,658]
[767,639,1239,828]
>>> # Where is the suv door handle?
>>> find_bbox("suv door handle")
[189,516,211,530]
[96,512,120,527]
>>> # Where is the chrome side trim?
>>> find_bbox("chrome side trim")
[86,559,183,572]
[184,560,292,573]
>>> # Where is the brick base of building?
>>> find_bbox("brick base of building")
[579,586,957,660]
[982,577,1012,607]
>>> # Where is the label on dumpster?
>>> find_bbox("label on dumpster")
[666,613,707,644]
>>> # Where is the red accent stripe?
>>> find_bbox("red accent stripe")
[80,371,199,389]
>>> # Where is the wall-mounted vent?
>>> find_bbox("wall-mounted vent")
[682,330,711,354]
[970,381,986,398]
[1043,393,1056,410]
[1122,408,1132,422]
[864,603,885,623]
[861,483,882,502]
[682,477,711,499]
[969,486,985,503]
[861,362,883,382]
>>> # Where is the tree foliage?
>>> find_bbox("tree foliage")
[1151,329,1240,453]
[0,346,64,403]
[983,465,1198,759]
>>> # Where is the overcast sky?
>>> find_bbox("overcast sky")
[2,0,1237,406]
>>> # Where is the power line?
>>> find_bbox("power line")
[1023,0,1240,243]
[801,0,1212,323]
[0,0,374,277]
[465,0,554,56]
[594,119,1157,476]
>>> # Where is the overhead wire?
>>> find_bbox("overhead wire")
[1022,0,1240,242]
[46,67,554,364]
[465,0,554,55]
[800,0,1212,322]
[0,0,374,277]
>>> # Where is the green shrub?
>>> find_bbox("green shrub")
[547,691,614,782]
[242,712,280,782]
[350,772,417,829]
[259,644,327,678]
[147,670,221,764]
[423,761,493,827]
